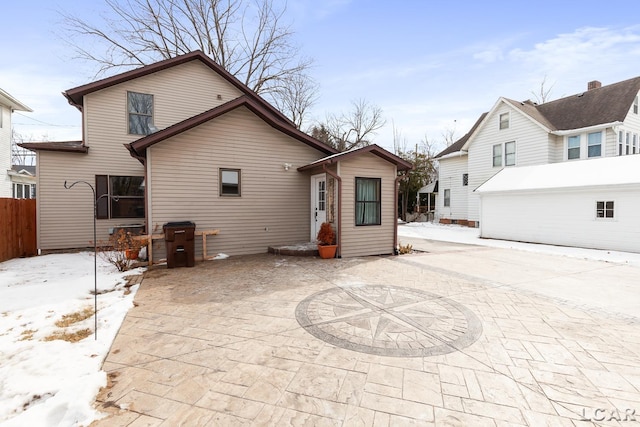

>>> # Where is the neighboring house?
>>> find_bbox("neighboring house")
[9,165,36,199]
[435,77,640,228]
[1,88,32,198]
[22,51,411,260]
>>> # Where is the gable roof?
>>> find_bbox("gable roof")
[127,95,337,160]
[297,144,413,172]
[62,50,293,125]
[0,88,32,112]
[475,155,640,194]
[536,76,640,130]
[435,112,487,158]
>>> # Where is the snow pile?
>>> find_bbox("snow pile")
[399,222,640,266]
[0,252,143,426]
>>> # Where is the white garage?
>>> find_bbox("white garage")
[475,155,640,253]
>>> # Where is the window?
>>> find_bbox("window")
[596,201,614,219]
[567,135,581,160]
[492,144,502,167]
[587,132,602,158]
[505,141,516,166]
[443,189,451,207]
[619,130,624,156]
[318,179,326,211]
[462,174,468,186]
[12,183,35,199]
[128,92,154,135]
[634,96,639,114]
[220,169,241,196]
[627,132,631,155]
[95,175,145,219]
[634,134,638,154]
[499,113,509,130]
[355,178,381,226]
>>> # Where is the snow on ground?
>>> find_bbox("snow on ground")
[0,252,143,426]
[399,221,640,266]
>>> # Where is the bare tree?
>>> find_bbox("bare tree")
[315,99,386,152]
[531,75,555,104]
[271,72,319,129]
[11,129,37,166]
[442,120,457,147]
[62,0,314,121]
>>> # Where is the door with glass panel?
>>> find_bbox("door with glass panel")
[311,174,326,240]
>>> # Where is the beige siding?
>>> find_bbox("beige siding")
[148,106,325,258]
[38,60,244,250]
[466,103,551,221]
[436,155,467,221]
[339,153,396,258]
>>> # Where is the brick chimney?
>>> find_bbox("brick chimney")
[588,80,602,90]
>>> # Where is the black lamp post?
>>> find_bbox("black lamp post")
[63,180,114,340]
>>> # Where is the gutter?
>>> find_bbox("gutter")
[323,164,342,258]
[394,173,409,255]
[550,121,623,136]
[437,150,468,160]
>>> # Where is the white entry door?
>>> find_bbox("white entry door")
[311,174,326,240]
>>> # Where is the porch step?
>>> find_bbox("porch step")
[268,242,319,257]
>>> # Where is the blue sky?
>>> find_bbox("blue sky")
[3,0,640,152]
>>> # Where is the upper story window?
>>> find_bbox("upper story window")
[504,141,516,166]
[499,113,509,130]
[128,92,154,135]
[626,132,631,155]
[567,135,580,160]
[634,96,639,114]
[634,134,638,154]
[619,130,624,156]
[587,132,602,158]
[492,144,502,167]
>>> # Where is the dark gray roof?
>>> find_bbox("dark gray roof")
[536,76,640,130]
[435,112,487,158]
[11,165,36,175]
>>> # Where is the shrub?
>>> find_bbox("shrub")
[98,229,146,272]
[317,222,336,246]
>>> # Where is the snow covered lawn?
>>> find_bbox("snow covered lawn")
[399,221,640,266]
[0,252,144,426]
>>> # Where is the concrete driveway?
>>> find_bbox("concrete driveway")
[92,241,640,426]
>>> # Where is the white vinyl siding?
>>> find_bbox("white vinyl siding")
[37,60,244,250]
[148,106,325,259]
[437,155,467,221]
[0,105,11,197]
[339,153,396,257]
[466,103,550,222]
[479,187,640,253]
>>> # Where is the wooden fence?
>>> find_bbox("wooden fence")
[0,198,37,262]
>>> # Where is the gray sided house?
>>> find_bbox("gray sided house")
[22,51,411,261]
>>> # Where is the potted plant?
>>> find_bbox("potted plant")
[316,222,337,259]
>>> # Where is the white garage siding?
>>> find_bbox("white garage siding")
[479,187,640,253]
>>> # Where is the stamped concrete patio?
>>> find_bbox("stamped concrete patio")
[92,240,640,426]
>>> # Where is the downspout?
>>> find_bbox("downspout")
[323,164,342,258]
[394,173,409,255]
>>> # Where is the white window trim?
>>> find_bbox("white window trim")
[587,131,603,159]
[499,112,510,130]
[565,131,605,161]
[492,141,516,167]
[443,189,451,207]
[595,200,615,221]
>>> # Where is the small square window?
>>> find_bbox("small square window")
[444,189,451,207]
[220,169,241,196]
[462,174,468,186]
[499,113,509,130]
[596,201,614,219]
[492,144,502,167]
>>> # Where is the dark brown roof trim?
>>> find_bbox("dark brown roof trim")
[62,50,293,125]
[18,141,88,153]
[298,144,413,172]
[127,95,337,158]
